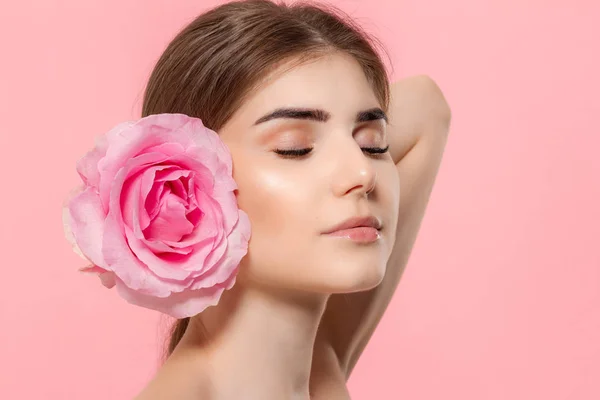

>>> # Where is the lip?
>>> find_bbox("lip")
[322,215,382,235]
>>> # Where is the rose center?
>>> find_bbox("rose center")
[143,176,203,242]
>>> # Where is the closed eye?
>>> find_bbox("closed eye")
[361,145,389,154]
[273,148,313,158]
[273,145,388,159]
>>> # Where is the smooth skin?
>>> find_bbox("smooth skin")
[312,74,451,398]
[135,54,451,400]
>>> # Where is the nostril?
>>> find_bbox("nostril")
[365,173,376,195]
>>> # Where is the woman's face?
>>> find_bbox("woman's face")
[219,52,400,294]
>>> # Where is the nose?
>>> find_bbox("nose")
[331,140,377,198]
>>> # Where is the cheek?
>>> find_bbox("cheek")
[234,164,308,235]
[377,163,400,221]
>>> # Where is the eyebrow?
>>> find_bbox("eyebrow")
[253,107,388,125]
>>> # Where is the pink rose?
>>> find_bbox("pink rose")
[63,113,251,318]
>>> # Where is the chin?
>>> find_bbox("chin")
[237,243,390,295]
[316,260,387,294]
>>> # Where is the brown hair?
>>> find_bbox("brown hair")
[141,0,392,358]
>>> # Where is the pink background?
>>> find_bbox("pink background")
[1,0,598,399]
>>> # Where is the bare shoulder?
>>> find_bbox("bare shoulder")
[317,74,451,378]
[133,351,213,400]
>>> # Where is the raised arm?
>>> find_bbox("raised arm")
[317,75,452,378]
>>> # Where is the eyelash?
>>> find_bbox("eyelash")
[274,145,389,158]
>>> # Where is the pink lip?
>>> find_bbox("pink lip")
[326,227,381,243]
[322,216,382,243]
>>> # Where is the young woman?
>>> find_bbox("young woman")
[133,1,451,399]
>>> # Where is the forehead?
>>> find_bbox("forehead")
[233,52,381,123]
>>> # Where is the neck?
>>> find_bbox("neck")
[177,281,329,400]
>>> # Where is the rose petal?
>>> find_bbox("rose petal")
[175,190,220,248]
[114,271,237,318]
[103,216,177,296]
[187,146,237,192]
[128,192,217,281]
[67,187,109,269]
[172,192,224,274]
[80,265,117,288]
[211,186,239,235]
[62,185,88,261]
[120,169,144,231]
[97,120,183,209]
[76,122,135,189]
[144,142,186,158]
[190,210,250,289]
[113,151,170,231]
[139,165,174,230]
[124,224,195,281]
[144,195,194,242]
[102,154,185,294]
[183,118,233,175]
[186,207,203,227]
[154,168,191,184]
[162,153,217,194]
